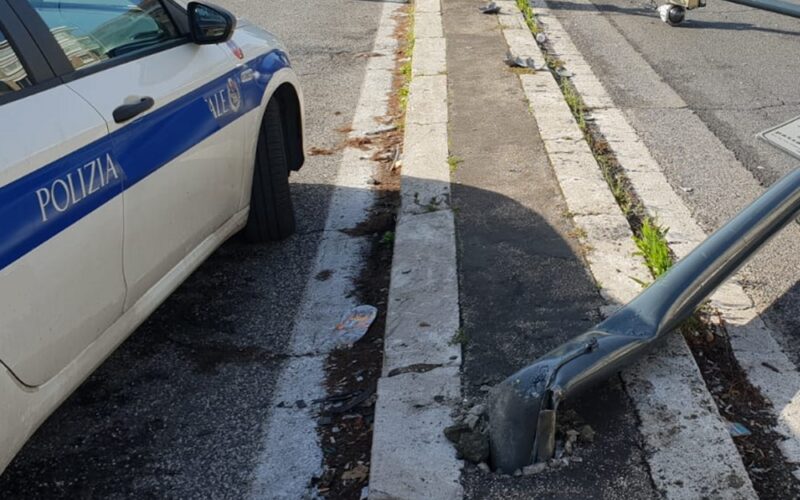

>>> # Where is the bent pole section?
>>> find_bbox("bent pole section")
[488,168,800,473]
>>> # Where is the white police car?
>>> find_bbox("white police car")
[0,0,303,472]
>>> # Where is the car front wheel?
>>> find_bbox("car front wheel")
[244,99,296,242]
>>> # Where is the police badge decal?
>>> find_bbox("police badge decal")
[227,78,242,113]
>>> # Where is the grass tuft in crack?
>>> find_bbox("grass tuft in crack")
[449,328,468,346]
[516,0,540,33]
[448,154,463,173]
[380,230,395,246]
[397,8,415,117]
[561,79,586,131]
[633,218,672,279]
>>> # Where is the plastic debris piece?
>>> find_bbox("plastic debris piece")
[479,1,501,14]
[535,32,548,44]
[555,68,574,78]
[333,305,377,346]
[728,421,752,437]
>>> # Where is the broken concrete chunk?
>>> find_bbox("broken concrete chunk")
[523,463,547,476]
[444,422,471,444]
[479,2,501,14]
[565,429,579,454]
[457,430,490,463]
[469,404,486,416]
[579,424,596,443]
[504,51,547,71]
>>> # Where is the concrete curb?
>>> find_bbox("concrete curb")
[532,0,800,478]
[498,1,757,497]
[368,1,464,498]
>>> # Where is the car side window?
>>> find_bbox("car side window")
[0,28,32,97]
[26,0,182,71]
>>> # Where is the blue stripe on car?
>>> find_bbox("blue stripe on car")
[0,49,289,272]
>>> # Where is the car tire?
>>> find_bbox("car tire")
[244,99,296,242]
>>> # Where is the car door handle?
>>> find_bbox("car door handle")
[113,97,155,124]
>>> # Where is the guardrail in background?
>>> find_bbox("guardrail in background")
[488,169,800,473]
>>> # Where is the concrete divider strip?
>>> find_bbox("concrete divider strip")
[500,1,757,497]
[368,0,464,498]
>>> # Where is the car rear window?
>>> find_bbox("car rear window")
[26,0,181,71]
[0,28,32,97]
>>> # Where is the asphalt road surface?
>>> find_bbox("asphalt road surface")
[544,0,800,365]
[0,1,385,497]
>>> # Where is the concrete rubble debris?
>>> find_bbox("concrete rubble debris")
[579,424,596,443]
[522,463,547,476]
[444,403,491,464]
[505,51,547,70]
[479,2,501,14]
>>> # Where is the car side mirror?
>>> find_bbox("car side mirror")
[187,2,237,45]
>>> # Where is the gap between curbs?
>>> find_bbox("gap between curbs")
[312,6,410,499]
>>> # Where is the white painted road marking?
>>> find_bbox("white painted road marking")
[247,3,402,497]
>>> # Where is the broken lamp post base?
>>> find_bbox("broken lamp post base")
[488,168,800,473]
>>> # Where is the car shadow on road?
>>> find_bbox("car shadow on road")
[1,179,653,498]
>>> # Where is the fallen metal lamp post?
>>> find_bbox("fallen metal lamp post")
[488,168,800,473]
[658,0,800,25]
[722,0,800,18]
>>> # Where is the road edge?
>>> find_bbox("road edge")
[496,1,757,497]
[530,0,800,480]
[368,1,464,499]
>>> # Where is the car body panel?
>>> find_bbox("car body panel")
[0,84,126,387]
[0,205,249,474]
[67,42,247,307]
[0,3,302,473]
